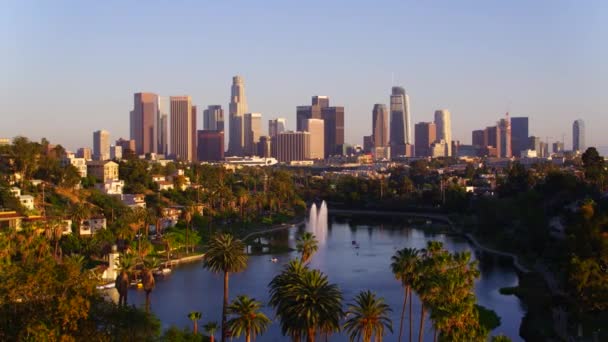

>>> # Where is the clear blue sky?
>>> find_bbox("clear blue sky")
[1,0,607,151]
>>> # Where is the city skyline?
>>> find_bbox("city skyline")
[2,1,607,152]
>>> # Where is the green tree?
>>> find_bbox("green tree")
[226,295,271,342]
[268,260,343,342]
[343,290,393,342]
[204,321,219,342]
[188,311,202,335]
[115,252,136,307]
[391,247,419,342]
[141,256,159,313]
[203,233,248,342]
[296,232,319,263]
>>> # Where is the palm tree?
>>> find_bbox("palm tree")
[203,233,248,342]
[269,261,343,342]
[188,311,202,335]
[183,205,193,254]
[391,248,419,342]
[343,290,393,342]
[204,321,219,342]
[141,256,159,313]
[226,295,271,342]
[115,252,136,306]
[296,232,318,263]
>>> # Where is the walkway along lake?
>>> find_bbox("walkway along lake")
[130,207,525,341]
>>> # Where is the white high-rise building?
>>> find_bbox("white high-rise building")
[158,96,169,156]
[228,76,248,156]
[434,109,452,156]
[244,113,262,156]
[269,118,287,137]
[93,130,110,160]
[170,96,195,161]
[304,118,325,159]
[573,119,585,152]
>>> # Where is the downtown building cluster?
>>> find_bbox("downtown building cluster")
[81,75,588,165]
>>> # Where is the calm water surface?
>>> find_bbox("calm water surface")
[130,215,524,341]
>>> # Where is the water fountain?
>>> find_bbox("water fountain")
[307,200,328,244]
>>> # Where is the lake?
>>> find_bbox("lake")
[129,211,525,341]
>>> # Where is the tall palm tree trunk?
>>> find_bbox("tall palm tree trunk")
[221,271,229,342]
[408,287,413,342]
[193,319,198,334]
[246,330,251,342]
[307,327,315,342]
[398,286,408,342]
[433,328,438,342]
[418,304,426,342]
[145,290,151,313]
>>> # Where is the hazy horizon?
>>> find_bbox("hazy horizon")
[2,1,606,152]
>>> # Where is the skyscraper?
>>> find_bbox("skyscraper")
[191,105,198,161]
[170,96,194,161]
[93,130,110,160]
[197,130,224,162]
[244,113,262,156]
[130,92,159,155]
[472,130,485,147]
[498,115,512,158]
[389,86,412,157]
[414,122,436,157]
[269,118,287,137]
[228,76,248,156]
[158,96,169,156]
[372,104,388,148]
[434,109,452,156]
[296,96,328,131]
[573,119,585,152]
[510,117,529,158]
[321,106,344,157]
[204,105,224,132]
[485,126,501,157]
[272,131,311,163]
[304,118,324,159]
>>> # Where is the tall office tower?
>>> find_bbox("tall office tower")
[191,106,198,161]
[434,110,452,156]
[363,136,374,153]
[414,122,437,157]
[510,117,529,157]
[485,126,501,157]
[269,118,287,137]
[573,119,585,152]
[77,147,92,160]
[321,106,345,157]
[158,96,169,155]
[110,145,122,160]
[528,136,541,153]
[272,131,311,163]
[257,136,272,158]
[130,92,159,155]
[116,138,136,157]
[372,104,389,148]
[93,130,110,161]
[472,130,485,147]
[552,142,564,153]
[539,142,549,158]
[170,96,194,161]
[304,118,325,159]
[389,86,412,157]
[498,115,512,158]
[228,76,248,156]
[203,105,225,132]
[244,113,262,156]
[296,96,329,131]
[197,130,224,161]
